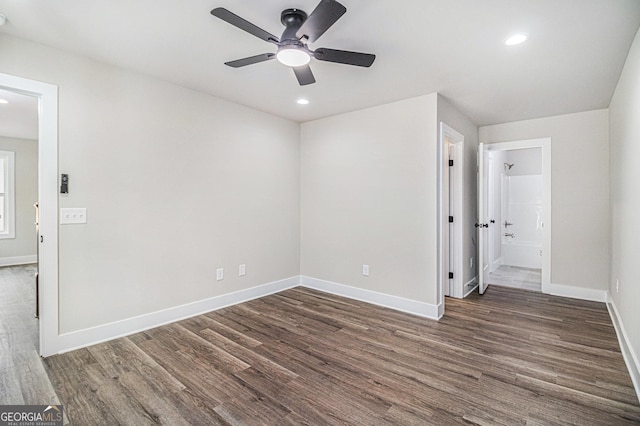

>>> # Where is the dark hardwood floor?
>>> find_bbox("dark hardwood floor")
[40,285,639,425]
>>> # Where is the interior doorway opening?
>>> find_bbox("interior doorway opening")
[0,88,40,356]
[477,138,551,295]
[438,122,465,313]
[0,73,59,357]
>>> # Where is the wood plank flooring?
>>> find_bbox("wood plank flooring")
[39,285,639,425]
[0,265,62,408]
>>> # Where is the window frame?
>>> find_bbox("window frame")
[0,150,16,239]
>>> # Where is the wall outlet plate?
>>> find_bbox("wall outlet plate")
[362,264,369,276]
[239,264,246,276]
[216,268,224,281]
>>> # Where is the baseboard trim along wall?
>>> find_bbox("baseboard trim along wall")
[300,275,441,320]
[57,276,300,354]
[463,276,479,298]
[545,282,608,303]
[55,275,620,357]
[0,255,37,267]
[607,296,640,402]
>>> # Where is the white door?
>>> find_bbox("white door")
[477,143,488,294]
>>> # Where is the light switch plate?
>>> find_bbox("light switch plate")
[60,208,87,224]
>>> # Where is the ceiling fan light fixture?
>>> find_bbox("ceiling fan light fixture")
[505,33,528,46]
[277,46,311,67]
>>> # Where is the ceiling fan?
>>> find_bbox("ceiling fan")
[211,0,376,86]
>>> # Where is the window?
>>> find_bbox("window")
[0,151,15,239]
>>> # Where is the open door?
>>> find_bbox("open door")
[477,143,488,294]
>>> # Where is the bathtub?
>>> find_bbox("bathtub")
[502,240,542,269]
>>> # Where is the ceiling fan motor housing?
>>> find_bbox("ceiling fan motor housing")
[280,9,308,43]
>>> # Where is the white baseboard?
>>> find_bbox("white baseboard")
[463,275,479,298]
[607,296,640,402]
[57,276,300,354]
[300,275,440,320]
[0,255,37,266]
[544,282,608,302]
[492,257,503,270]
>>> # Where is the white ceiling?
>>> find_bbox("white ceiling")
[0,0,639,125]
[0,88,38,140]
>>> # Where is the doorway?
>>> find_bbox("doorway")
[0,88,39,358]
[0,73,59,357]
[438,122,464,309]
[477,138,551,295]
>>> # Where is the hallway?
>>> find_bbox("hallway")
[0,264,60,406]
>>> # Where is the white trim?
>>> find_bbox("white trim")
[607,296,640,401]
[545,282,608,303]
[57,276,300,354]
[0,151,16,239]
[438,122,465,305]
[0,73,59,357]
[492,256,504,269]
[463,276,479,298]
[0,255,37,266]
[300,275,440,320]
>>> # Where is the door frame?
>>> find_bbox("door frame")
[438,122,464,312]
[0,73,59,356]
[478,138,551,293]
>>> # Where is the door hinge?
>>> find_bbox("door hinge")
[449,216,454,223]
[449,159,454,167]
[449,272,454,279]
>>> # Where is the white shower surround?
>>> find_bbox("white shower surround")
[501,174,543,269]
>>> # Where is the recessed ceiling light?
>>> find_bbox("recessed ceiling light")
[297,98,310,105]
[0,99,8,104]
[505,34,528,46]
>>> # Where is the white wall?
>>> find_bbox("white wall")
[0,35,300,334]
[437,95,479,290]
[609,27,640,388]
[479,109,610,292]
[0,136,38,260]
[300,94,439,305]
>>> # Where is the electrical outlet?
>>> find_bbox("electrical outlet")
[362,264,369,276]
[216,268,224,281]
[239,264,246,276]
[470,257,474,268]
[616,279,620,293]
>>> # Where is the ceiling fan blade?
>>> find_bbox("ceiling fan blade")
[225,53,276,68]
[211,8,279,44]
[293,65,316,86]
[296,0,346,43]
[314,48,376,67]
